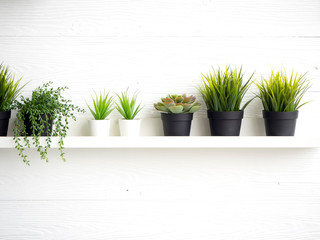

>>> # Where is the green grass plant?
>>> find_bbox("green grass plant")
[256,69,310,112]
[115,88,142,120]
[198,66,254,112]
[87,91,114,120]
[0,64,25,111]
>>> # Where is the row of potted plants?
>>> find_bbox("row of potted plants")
[88,92,201,137]
[88,89,142,136]
[88,66,310,137]
[199,66,310,136]
[0,64,310,164]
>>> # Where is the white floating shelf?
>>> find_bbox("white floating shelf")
[0,136,319,149]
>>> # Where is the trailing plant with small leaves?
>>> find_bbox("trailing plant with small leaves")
[0,64,25,111]
[256,69,310,112]
[13,82,85,165]
[115,88,142,120]
[87,91,114,120]
[198,66,254,112]
[154,94,201,114]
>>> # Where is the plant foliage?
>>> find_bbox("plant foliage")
[198,66,254,112]
[13,82,85,165]
[256,69,310,112]
[87,91,114,120]
[0,64,25,111]
[115,88,142,120]
[154,94,201,114]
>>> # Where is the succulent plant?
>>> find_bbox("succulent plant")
[154,94,201,114]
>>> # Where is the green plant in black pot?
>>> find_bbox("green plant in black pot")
[13,82,84,165]
[0,64,25,136]
[256,69,310,136]
[154,94,201,136]
[198,66,254,136]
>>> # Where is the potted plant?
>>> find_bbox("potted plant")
[154,94,201,136]
[198,66,254,136]
[0,64,25,136]
[87,91,114,136]
[13,82,84,165]
[256,69,310,136]
[115,88,142,136]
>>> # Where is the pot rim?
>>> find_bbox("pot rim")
[161,112,194,121]
[207,110,244,120]
[262,110,299,120]
[0,110,11,119]
[89,119,111,121]
[118,118,141,121]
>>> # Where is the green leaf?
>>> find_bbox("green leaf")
[188,105,201,113]
[168,105,184,113]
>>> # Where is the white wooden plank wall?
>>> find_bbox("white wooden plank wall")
[0,0,320,239]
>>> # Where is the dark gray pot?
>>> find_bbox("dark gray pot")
[0,111,11,136]
[207,110,243,136]
[24,113,53,136]
[263,110,298,136]
[161,113,193,136]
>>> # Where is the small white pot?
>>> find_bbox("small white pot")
[118,119,141,136]
[89,119,111,136]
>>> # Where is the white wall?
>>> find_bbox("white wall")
[0,0,320,239]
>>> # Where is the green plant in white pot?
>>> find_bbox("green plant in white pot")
[115,89,142,136]
[0,64,25,136]
[87,91,114,136]
[256,69,310,136]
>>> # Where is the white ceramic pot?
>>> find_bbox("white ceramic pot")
[118,119,141,136]
[89,120,111,136]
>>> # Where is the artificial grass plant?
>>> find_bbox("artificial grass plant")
[198,66,254,112]
[256,69,310,112]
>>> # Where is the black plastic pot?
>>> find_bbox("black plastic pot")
[24,113,53,136]
[161,113,193,136]
[263,110,298,136]
[0,111,11,136]
[207,110,243,136]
